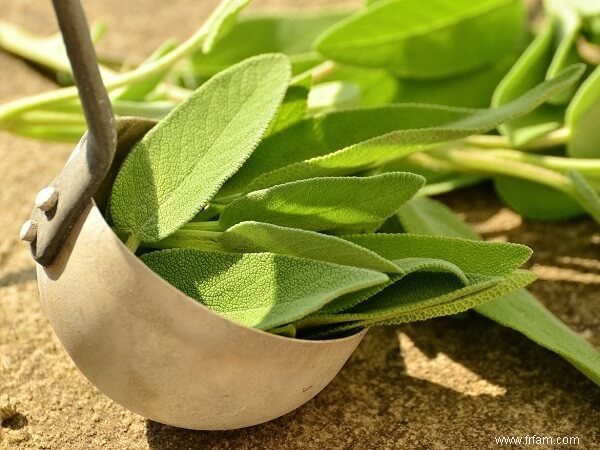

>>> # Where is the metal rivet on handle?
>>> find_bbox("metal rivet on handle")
[35,186,59,212]
[20,220,38,242]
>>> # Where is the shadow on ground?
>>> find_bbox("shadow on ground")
[145,322,599,450]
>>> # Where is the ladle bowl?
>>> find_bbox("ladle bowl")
[35,119,366,430]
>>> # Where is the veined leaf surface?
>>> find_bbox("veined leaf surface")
[110,54,291,243]
[219,172,425,231]
[218,103,475,199]
[343,233,532,277]
[141,248,388,330]
[315,0,526,78]
[221,221,400,272]
[396,196,600,386]
[220,65,584,197]
[300,270,534,338]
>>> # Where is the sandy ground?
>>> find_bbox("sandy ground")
[0,0,599,448]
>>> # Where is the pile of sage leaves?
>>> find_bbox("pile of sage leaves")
[3,0,599,385]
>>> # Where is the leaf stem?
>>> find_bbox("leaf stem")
[432,150,600,222]
[406,152,459,173]
[10,110,86,127]
[292,60,339,85]
[147,228,226,251]
[112,100,175,119]
[8,101,171,128]
[480,148,600,175]
[9,124,85,142]
[0,19,108,76]
[431,147,577,196]
[464,127,570,150]
[0,4,217,122]
[182,220,223,232]
[125,234,141,253]
[418,175,486,197]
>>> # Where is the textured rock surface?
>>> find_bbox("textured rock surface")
[0,1,598,448]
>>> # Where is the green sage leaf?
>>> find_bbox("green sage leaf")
[302,270,534,339]
[218,103,474,199]
[269,323,297,338]
[394,54,518,108]
[319,257,469,315]
[193,11,350,77]
[323,66,398,106]
[343,233,532,277]
[221,65,584,197]
[110,54,291,243]
[492,18,564,145]
[112,40,177,102]
[545,0,583,104]
[567,170,600,223]
[477,290,600,386]
[494,176,585,221]
[219,172,425,231]
[567,66,600,157]
[140,248,388,330]
[307,81,361,114]
[397,196,480,239]
[201,0,253,54]
[316,275,402,315]
[315,0,526,78]
[220,221,400,272]
[359,270,534,325]
[267,73,311,135]
[341,271,535,339]
[298,270,532,333]
[397,196,600,386]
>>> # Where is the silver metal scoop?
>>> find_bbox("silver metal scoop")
[22,0,365,430]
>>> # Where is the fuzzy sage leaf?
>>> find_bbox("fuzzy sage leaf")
[221,221,400,273]
[140,248,388,330]
[219,172,425,231]
[397,196,600,386]
[318,257,469,316]
[478,290,600,386]
[297,270,534,337]
[343,233,532,277]
[220,65,585,197]
[315,0,526,78]
[218,103,474,199]
[545,0,582,104]
[200,0,253,54]
[193,11,350,77]
[492,18,564,145]
[267,73,311,135]
[110,54,291,246]
[567,66,600,157]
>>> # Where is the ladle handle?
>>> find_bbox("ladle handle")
[52,0,115,163]
[21,0,116,266]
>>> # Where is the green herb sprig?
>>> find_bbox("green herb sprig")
[106,53,579,362]
[3,0,600,386]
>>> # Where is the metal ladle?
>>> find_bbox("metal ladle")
[20,0,365,430]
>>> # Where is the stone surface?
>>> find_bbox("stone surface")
[0,1,598,448]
